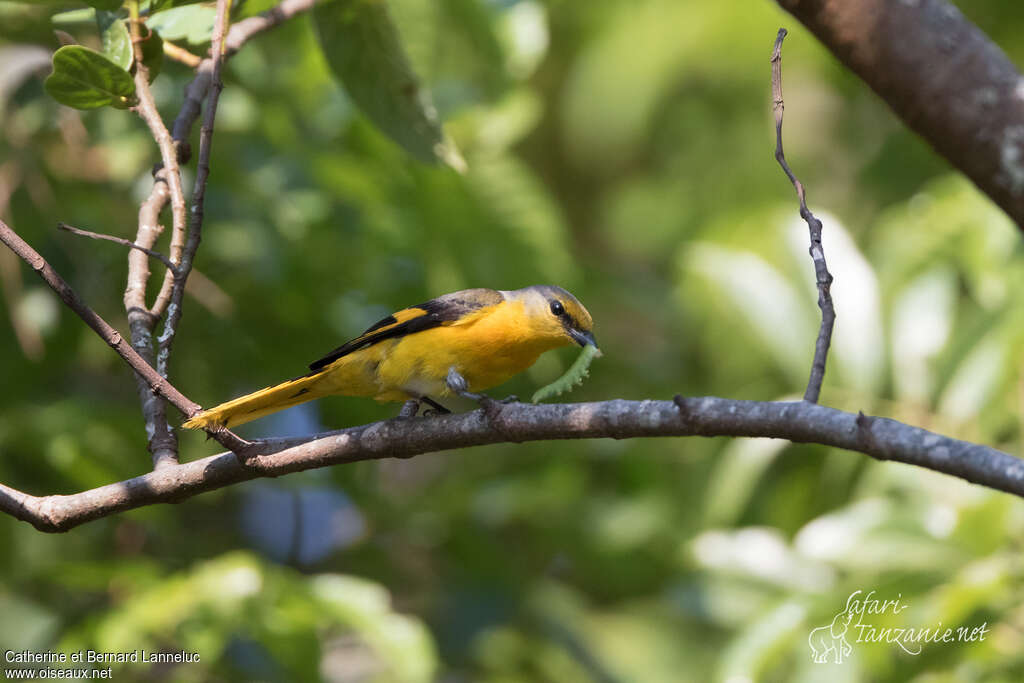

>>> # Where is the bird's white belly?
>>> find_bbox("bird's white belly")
[399,375,449,398]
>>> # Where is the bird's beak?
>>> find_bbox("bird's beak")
[568,327,597,348]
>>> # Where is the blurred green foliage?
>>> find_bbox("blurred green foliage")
[2,0,1024,681]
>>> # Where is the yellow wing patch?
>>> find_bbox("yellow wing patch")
[308,288,504,372]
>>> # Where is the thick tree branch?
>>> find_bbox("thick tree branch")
[774,0,1024,229]
[771,29,835,403]
[1,398,1021,532]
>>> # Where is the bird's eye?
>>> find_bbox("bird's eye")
[550,300,565,316]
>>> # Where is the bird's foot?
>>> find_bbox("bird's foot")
[420,396,451,416]
[398,397,452,418]
[446,367,484,401]
[399,399,421,418]
[446,368,519,421]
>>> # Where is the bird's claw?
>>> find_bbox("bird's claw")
[419,396,451,415]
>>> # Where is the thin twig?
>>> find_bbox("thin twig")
[147,173,188,321]
[171,0,316,145]
[0,219,252,455]
[127,2,188,291]
[58,222,176,272]
[127,0,191,467]
[147,0,315,315]
[1,397,1021,532]
[773,0,1024,229]
[57,214,178,465]
[771,28,836,404]
[156,0,231,377]
[162,39,202,68]
[117,0,313,465]
[0,219,197,416]
[126,171,182,468]
[135,0,316,319]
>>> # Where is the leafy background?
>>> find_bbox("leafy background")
[2,0,1024,681]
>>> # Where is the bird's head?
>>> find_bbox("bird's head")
[505,285,597,349]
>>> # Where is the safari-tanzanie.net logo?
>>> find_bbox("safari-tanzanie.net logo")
[808,590,989,663]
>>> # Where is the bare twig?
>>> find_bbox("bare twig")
[144,0,316,318]
[775,0,1024,229]
[115,0,313,465]
[127,3,188,286]
[162,39,202,68]
[171,0,316,145]
[771,28,836,404]
[128,173,172,317]
[129,0,316,318]
[146,171,188,320]
[155,0,231,378]
[57,216,178,464]
[126,171,182,468]
[0,219,251,455]
[0,219,197,416]
[2,397,1021,532]
[58,222,176,272]
[126,0,191,466]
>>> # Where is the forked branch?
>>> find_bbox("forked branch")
[0,24,1018,534]
[0,219,250,455]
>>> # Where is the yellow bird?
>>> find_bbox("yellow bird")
[183,285,596,430]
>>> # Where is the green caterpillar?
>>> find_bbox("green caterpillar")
[531,344,603,403]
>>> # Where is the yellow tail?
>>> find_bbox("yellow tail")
[183,371,329,430]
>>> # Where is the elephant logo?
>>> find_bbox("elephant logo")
[808,593,859,664]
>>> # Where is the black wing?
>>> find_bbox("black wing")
[308,288,503,371]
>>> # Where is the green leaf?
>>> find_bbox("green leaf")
[313,0,465,169]
[139,27,164,82]
[146,4,215,44]
[97,11,132,70]
[83,0,124,11]
[43,45,137,110]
